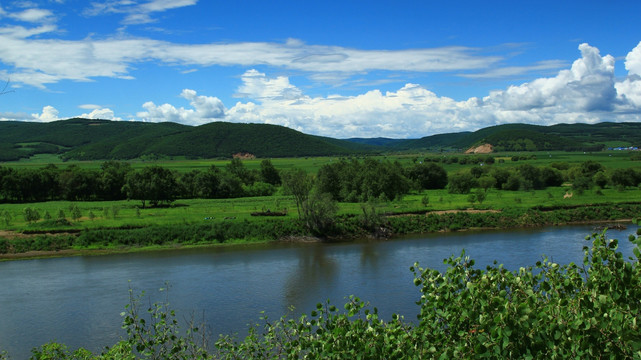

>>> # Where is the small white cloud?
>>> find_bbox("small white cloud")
[79,108,122,120]
[32,105,60,122]
[137,89,226,125]
[83,0,197,25]
[9,8,55,23]
[180,88,226,118]
[78,104,103,110]
[625,41,641,76]
[236,69,303,101]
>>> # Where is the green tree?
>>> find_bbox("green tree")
[610,168,641,189]
[281,168,314,220]
[196,167,222,198]
[407,162,448,190]
[99,161,131,200]
[123,166,178,208]
[477,175,496,193]
[517,163,542,190]
[1,210,12,226]
[71,205,82,221]
[593,171,609,189]
[22,207,40,224]
[259,159,281,186]
[301,187,338,234]
[502,173,522,191]
[448,171,476,194]
[226,158,255,185]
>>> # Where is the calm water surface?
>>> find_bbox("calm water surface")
[0,224,638,358]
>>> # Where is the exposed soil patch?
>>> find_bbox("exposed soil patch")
[465,143,494,154]
[387,209,501,217]
[0,230,79,239]
[232,152,256,159]
[429,209,501,215]
[0,230,30,239]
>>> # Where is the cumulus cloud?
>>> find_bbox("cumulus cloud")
[131,42,641,138]
[136,89,225,125]
[615,41,641,108]
[7,41,640,137]
[236,69,303,101]
[79,108,122,120]
[483,43,617,112]
[224,43,641,138]
[625,41,641,76]
[32,105,60,122]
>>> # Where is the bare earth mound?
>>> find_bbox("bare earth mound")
[465,143,493,154]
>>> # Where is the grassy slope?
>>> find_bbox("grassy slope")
[0,119,377,161]
[375,122,641,152]
[2,120,640,162]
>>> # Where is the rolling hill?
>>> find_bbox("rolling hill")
[0,118,375,161]
[0,119,640,162]
[364,122,641,153]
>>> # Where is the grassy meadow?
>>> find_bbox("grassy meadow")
[1,150,640,258]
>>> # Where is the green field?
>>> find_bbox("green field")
[2,150,641,258]
[0,185,638,233]
[2,149,637,172]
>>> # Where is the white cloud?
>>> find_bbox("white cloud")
[625,41,641,76]
[220,43,641,138]
[180,89,226,118]
[32,105,60,122]
[136,89,225,125]
[8,8,55,23]
[0,19,503,89]
[482,43,617,112]
[133,42,641,138]
[459,60,567,79]
[78,104,103,110]
[236,69,303,101]
[83,0,198,25]
[79,108,122,120]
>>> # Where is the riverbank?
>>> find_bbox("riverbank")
[2,202,640,261]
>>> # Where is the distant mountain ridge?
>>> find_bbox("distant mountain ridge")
[0,118,640,161]
[349,122,641,153]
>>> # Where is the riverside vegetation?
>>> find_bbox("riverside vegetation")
[4,222,640,358]
[2,151,641,358]
[1,151,641,257]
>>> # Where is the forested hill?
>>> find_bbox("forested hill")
[1,119,640,161]
[0,118,376,161]
[353,122,641,152]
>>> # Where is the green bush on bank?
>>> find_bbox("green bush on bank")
[2,203,641,255]
[16,222,641,359]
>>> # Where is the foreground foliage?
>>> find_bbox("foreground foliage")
[12,222,641,359]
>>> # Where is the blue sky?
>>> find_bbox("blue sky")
[1,0,640,138]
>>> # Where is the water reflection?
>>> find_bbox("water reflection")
[359,240,381,273]
[0,224,637,358]
[285,245,338,311]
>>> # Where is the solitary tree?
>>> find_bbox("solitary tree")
[281,168,313,219]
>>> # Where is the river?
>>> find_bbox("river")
[0,224,638,358]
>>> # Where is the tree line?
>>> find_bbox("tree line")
[0,159,282,206]
[1,158,639,207]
